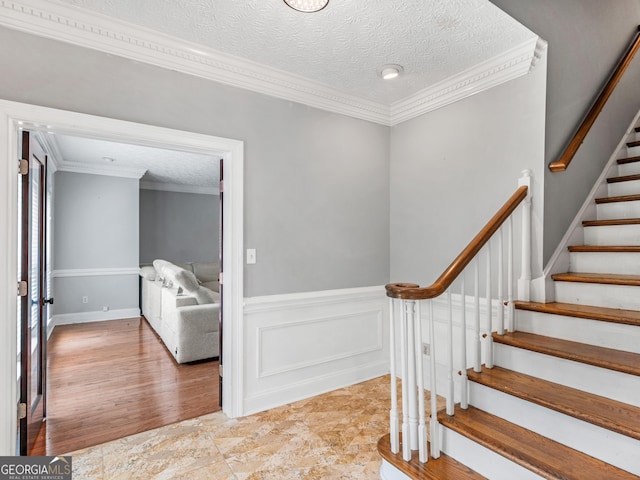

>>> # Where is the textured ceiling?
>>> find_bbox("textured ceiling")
[52,0,535,105]
[53,134,220,187]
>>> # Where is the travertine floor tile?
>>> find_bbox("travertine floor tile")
[68,375,442,479]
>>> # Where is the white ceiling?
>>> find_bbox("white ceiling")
[49,134,221,191]
[51,0,536,105]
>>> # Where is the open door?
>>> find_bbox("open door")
[218,158,224,407]
[17,131,50,455]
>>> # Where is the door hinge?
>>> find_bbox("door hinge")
[19,159,28,176]
[218,271,223,285]
[219,180,224,193]
[18,402,27,420]
[219,364,223,377]
[17,281,28,297]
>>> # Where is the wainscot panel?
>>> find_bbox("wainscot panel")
[242,286,389,415]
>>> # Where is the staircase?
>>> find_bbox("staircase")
[380,127,640,479]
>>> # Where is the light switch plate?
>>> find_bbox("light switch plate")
[247,248,257,264]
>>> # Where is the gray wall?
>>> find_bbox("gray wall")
[139,189,219,265]
[53,172,139,314]
[390,55,547,287]
[0,26,390,297]
[491,0,640,264]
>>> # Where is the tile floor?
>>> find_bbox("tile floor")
[68,375,441,479]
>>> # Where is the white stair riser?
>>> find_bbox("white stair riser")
[493,342,640,407]
[515,310,640,354]
[555,280,640,310]
[608,179,640,196]
[584,224,640,245]
[628,145,640,157]
[440,425,544,480]
[468,383,640,475]
[596,200,640,220]
[618,161,640,177]
[569,251,640,275]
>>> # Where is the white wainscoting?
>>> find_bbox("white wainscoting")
[242,286,389,415]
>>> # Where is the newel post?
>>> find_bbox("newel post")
[517,170,532,301]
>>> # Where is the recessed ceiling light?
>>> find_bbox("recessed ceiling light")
[283,0,329,13]
[102,157,115,163]
[377,64,404,80]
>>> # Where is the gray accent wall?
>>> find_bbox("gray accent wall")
[0,26,390,297]
[491,0,640,264]
[390,55,547,287]
[53,172,139,314]
[139,189,219,264]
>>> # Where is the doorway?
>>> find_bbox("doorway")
[0,100,245,456]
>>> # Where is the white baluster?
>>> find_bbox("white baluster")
[460,275,468,409]
[405,300,418,452]
[428,300,440,458]
[400,299,410,461]
[474,257,481,373]
[414,301,427,463]
[497,228,504,335]
[518,169,532,301]
[507,216,514,332]
[446,289,454,416]
[389,298,399,454]
[485,246,494,369]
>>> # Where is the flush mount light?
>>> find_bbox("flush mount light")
[283,0,329,13]
[377,64,404,80]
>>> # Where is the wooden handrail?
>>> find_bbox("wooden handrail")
[549,26,640,172]
[386,185,528,300]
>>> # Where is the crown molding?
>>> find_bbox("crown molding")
[59,161,146,179]
[140,181,219,196]
[0,0,539,126]
[389,36,540,125]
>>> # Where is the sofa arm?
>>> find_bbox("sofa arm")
[175,303,220,335]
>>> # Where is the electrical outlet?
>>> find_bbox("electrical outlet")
[422,343,430,356]
[82,296,89,304]
[102,306,109,312]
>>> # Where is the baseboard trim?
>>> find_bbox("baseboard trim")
[51,308,141,327]
[243,361,388,416]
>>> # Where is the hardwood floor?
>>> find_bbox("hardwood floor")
[30,317,220,456]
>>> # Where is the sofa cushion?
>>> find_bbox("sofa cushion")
[201,280,219,293]
[139,265,156,281]
[173,268,219,305]
[191,262,219,283]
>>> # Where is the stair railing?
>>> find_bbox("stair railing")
[549,26,640,172]
[386,170,532,464]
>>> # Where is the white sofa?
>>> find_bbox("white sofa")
[139,260,220,363]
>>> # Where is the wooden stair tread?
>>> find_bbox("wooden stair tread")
[627,140,640,148]
[377,434,486,480]
[617,155,640,165]
[551,271,640,286]
[438,406,638,480]
[595,193,640,204]
[492,331,640,377]
[568,245,640,252]
[514,301,640,326]
[608,173,640,183]
[467,366,640,440]
[583,217,640,226]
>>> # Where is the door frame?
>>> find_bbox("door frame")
[0,99,245,455]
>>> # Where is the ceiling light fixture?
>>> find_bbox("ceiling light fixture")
[378,64,404,80]
[283,0,329,13]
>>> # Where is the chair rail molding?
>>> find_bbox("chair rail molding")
[0,0,542,126]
